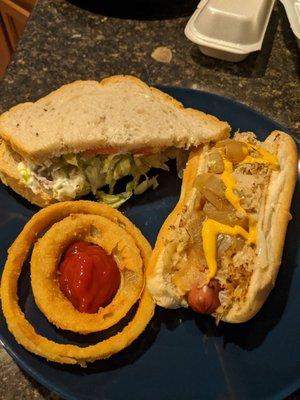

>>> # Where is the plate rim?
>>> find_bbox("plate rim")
[0,86,299,400]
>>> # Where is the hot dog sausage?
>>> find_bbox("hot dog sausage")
[187,281,220,314]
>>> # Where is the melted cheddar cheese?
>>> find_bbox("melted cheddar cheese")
[240,144,279,169]
[202,141,278,281]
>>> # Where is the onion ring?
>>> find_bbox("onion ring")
[1,201,155,365]
[31,214,144,333]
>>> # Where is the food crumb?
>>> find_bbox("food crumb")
[151,46,172,63]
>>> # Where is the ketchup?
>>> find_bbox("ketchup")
[58,241,120,313]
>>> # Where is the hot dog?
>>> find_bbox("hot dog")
[188,281,221,314]
[147,131,297,323]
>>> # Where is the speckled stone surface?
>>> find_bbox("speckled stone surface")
[0,0,299,133]
[0,0,299,399]
[0,347,59,399]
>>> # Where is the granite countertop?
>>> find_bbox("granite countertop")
[0,0,299,133]
[0,0,299,399]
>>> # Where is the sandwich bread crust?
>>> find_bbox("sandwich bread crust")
[0,75,230,207]
[0,141,54,207]
[0,75,229,163]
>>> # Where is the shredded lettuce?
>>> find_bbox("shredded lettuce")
[18,148,187,207]
[96,191,132,208]
[96,175,159,208]
[134,176,158,195]
[62,154,78,167]
[17,163,31,183]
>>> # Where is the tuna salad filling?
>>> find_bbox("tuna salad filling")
[17,148,187,207]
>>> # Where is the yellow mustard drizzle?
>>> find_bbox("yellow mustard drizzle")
[221,157,246,215]
[202,219,257,280]
[202,141,278,281]
[240,143,279,169]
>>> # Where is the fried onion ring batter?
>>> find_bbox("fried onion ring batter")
[1,201,155,365]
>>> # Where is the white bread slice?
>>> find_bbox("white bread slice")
[0,75,230,163]
[0,141,54,207]
[147,131,298,323]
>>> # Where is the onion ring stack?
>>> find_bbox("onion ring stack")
[1,201,155,366]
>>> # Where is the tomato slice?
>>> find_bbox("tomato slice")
[84,146,120,156]
[83,146,155,156]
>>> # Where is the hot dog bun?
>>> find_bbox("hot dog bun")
[147,131,298,323]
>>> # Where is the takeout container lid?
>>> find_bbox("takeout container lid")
[185,0,275,62]
[280,0,300,49]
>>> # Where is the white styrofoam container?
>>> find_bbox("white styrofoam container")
[185,0,275,62]
[280,0,300,49]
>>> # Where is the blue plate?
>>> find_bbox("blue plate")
[0,88,299,400]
